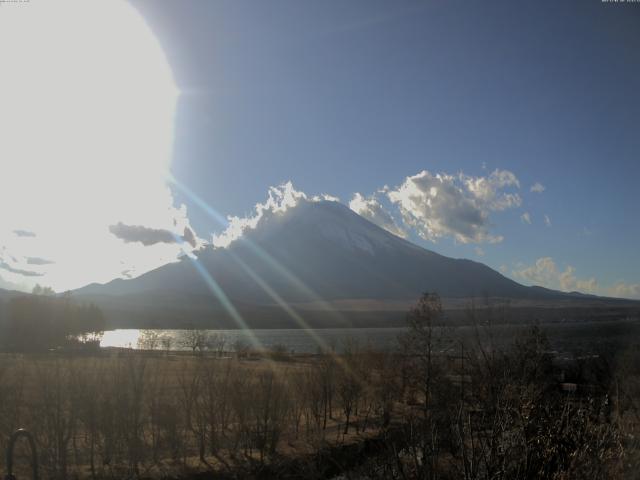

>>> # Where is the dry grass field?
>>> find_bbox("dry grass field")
[0,346,398,479]
[2,300,640,480]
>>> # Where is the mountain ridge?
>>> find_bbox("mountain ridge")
[73,201,639,328]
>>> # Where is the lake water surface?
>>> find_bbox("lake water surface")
[101,318,640,354]
[102,327,406,353]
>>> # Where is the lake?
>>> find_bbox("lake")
[100,318,640,354]
[101,327,406,353]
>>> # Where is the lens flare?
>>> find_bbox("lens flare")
[0,0,181,290]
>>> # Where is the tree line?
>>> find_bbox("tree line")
[0,287,106,352]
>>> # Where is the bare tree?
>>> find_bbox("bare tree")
[179,330,210,353]
[137,330,161,351]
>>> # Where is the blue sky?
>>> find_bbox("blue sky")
[129,0,640,297]
[0,0,638,297]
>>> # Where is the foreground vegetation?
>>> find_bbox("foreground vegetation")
[0,293,639,479]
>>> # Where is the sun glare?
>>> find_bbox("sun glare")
[0,1,180,291]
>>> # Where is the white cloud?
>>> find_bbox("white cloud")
[521,212,532,224]
[349,193,407,238]
[512,257,598,294]
[530,182,546,193]
[212,182,307,248]
[387,169,520,244]
[512,257,559,287]
[609,282,640,300]
[463,169,522,211]
[474,247,485,257]
[312,193,340,202]
[559,266,598,293]
[544,214,552,227]
[511,258,640,299]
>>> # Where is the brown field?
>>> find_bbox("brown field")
[0,347,396,479]
[2,314,640,479]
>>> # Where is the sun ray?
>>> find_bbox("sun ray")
[165,173,347,326]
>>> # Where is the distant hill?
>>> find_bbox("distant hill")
[74,201,640,328]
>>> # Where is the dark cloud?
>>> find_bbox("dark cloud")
[109,223,177,246]
[0,261,44,277]
[109,222,197,247]
[13,229,36,237]
[182,227,197,248]
[26,257,55,265]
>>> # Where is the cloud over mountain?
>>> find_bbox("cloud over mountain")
[609,282,640,300]
[387,169,520,244]
[349,193,406,238]
[512,257,598,294]
[212,182,308,248]
[212,169,523,251]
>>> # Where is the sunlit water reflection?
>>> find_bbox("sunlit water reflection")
[101,328,406,353]
[99,318,640,354]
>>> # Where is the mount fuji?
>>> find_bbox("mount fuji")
[74,201,636,328]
